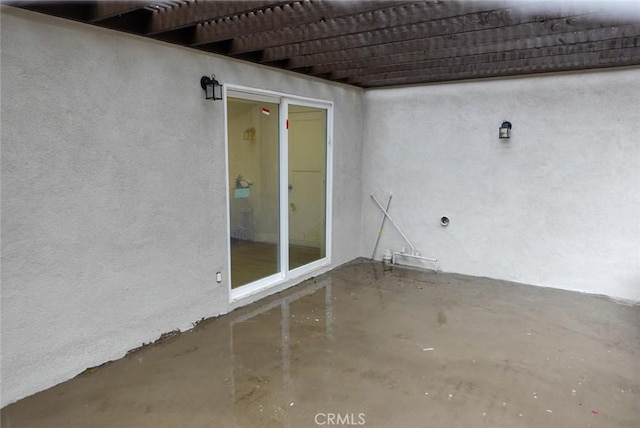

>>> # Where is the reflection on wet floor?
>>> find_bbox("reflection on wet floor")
[230,279,333,427]
[2,260,639,427]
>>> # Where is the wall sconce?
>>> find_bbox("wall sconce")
[243,127,256,141]
[200,74,223,100]
[499,121,512,139]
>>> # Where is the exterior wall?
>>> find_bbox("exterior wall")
[3,5,639,409]
[362,67,640,303]
[0,7,364,406]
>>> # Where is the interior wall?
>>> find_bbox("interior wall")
[362,67,640,302]
[0,7,364,406]
[227,100,280,243]
[255,105,280,243]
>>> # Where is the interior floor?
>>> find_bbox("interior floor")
[231,239,322,288]
[2,260,638,427]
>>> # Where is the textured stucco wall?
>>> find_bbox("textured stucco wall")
[0,7,364,406]
[362,68,640,302]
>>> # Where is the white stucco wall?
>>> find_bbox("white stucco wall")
[362,68,640,302]
[0,7,364,406]
[3,4,639,409]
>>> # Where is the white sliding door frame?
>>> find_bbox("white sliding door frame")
[225,85,334,302]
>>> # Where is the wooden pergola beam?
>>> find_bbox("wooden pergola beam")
[227,1,434,55]
[89,1,154,23]
[340,36,640,83]
[7,0,638,88]
[310,24,640,77]
[354,47,640,87]
[261,6,525,62]
[285,13,634,70]
[191,0,399,47]
[147,0,291,35]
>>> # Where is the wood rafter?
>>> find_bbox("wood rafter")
[260,5,524,62]
[328,28,640,82]
[356,48,640,87]
[8,0,640,88]
[227,1,424,55]
[192,0,403,46]
[350,40,640,84]
[89,1,154,22]
[283,12,633,70]
[147,1,294,35]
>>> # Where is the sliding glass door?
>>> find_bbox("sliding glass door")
[227,96,280,288]
[227,91,331,296]
[287,104,327,270]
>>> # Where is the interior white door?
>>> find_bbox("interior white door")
[288,107,326,248]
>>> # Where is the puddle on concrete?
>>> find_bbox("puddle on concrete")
[2,261,639,427]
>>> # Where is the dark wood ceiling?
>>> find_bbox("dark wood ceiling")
[9,0,640,88]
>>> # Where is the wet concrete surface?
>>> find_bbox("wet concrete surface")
[2,260,639,427]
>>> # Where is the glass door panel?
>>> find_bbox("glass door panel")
[227,97,280,288]
[287,104,327,269]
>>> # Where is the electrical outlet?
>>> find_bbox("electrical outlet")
[216,272,222,283]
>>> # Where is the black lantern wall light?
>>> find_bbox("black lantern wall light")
[499,121,512,139]
[200,74,223,100]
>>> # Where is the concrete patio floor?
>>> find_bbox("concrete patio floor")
[2,260,638,427]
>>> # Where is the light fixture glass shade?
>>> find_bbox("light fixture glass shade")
[205,83,214,99]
